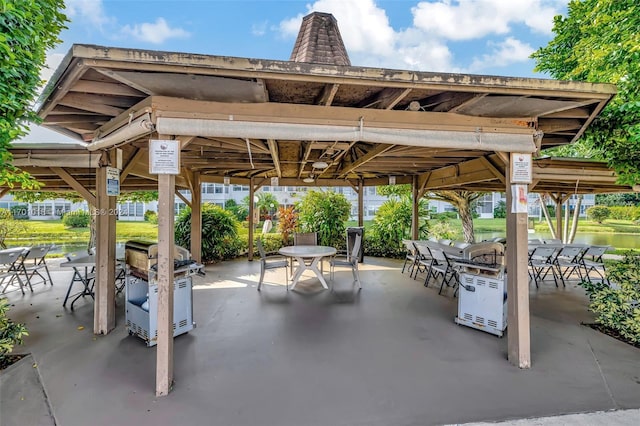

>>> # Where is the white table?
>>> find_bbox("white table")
[279,245,337,290]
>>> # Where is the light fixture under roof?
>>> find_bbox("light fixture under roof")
[303,176,315,183]
[312,161,329,169]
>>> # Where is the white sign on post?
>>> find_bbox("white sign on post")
[149,139,180,174]
[106,167,120,196]
[510,152,532,184]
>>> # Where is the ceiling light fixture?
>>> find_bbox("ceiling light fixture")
[312,161,329,169]
[303,176,315,183]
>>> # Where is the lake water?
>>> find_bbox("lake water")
[476,231,640,249]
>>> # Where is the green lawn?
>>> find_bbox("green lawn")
[5,220,158,246]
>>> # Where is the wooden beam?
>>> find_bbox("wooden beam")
[0,188,9,198]
[411,176,419,240]
[316,83,340,106]
[50,167,97,206]
[94,166,116,335]
[179,136,197,149]
[357,179,364,227]
[70,80,146,97]
[120,148,145,182]
[59,92,125,117]
[156,173,175,396]
[479,155,505,184]
[267,139,282,178]
[94,68,154,95]
[190,172,202,263]
[505,158,531,369]
[248,178,255,261]
[152,97,535,134]
[338,144,394,178]
[174,189,191,208]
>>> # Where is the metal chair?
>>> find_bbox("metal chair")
[256,239,289,291]
[329,233,362,290]
[0,248,29,294]
[553,245,586,286]
[428,247,458,295]
[19,245,54,289]
[401,240,418,275]
[528,245,558,288]
[581,245,609,284]
[294,232,317,245]
[412,242,434,285]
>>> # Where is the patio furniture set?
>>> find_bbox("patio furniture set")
[256,231,362,291]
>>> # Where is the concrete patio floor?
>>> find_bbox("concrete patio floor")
[1,256,639,426]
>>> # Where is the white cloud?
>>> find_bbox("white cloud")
[278,0,565,74]
[252,21,268,36]
[41,53,66,84]
[65,0,114,30]
[412,0,564,40]
[467,37,535,73]
[120,18,190,44]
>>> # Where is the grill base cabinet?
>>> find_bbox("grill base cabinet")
[125,275,194,346]
[455,273,507,337]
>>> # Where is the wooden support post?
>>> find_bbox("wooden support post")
[412,175,419,240]
[94,165,116,334]
[156,173,175,396]
[552,193,564,242]
[357,179,364,227]
[248,178,255,261]
[190,172,202,263]
[505,157,531,369]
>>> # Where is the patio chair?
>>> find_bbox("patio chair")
[19,245,54,289]
[428,247,458,295]
[256,239,289,291]
[528,245,558,288]
[553,245,586,286]
[329,233,362,290]
[580,245,609,284]
[292,232,319,273]
[412,242,434,286]
[0,248,29,294]
[401,240,418,275]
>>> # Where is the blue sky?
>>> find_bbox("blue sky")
[30,0,569,141]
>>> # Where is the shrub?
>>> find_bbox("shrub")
[493,200,507,218]
[296,190,351,247]
[144,210,158,224]
[0,209,26,249]
[0,298,29,365]
[62,210,91,228]
[608,206,640,221]
[175,203,241,263]
[277,205,298,246]
[581,253,640,344]
[586,205,611,224]
[428,219,460,241]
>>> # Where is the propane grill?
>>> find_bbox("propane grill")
[454,242,507,337]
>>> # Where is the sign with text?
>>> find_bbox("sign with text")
[106,167,120,196]
[510,152,532,184]
[149,139,180,174]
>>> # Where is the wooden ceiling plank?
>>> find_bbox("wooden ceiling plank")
[59,94,124,117]
[50,167,97,206]
[94,68,154,95]
[449,93,488,113]
[479,155,506,184]
[175,189,191,208]
[71,80,147,97]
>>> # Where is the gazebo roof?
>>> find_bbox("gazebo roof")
[5,13,633,195]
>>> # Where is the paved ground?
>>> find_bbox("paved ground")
[1,256,639,426]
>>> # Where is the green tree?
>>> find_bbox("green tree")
[0,1,67,189]
[531,0,640,186]
[255,192,279,219]
[224,199,248,222]
[595,193,640,206]
[296,190,351,247]
[586,205,611,224]
[378,185,483,243]
[0,208,25,249]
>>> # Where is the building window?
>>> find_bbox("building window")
[119,202,144,217]
[175,202,187,216]
[31,203,52,216]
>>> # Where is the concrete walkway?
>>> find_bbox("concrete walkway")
[1,256,639,426]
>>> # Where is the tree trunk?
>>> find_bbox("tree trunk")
[539,194,556,239]
[458,201,476,243]
[567,194,583,244]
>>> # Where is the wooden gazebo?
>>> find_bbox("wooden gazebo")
[6,12,632,396]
